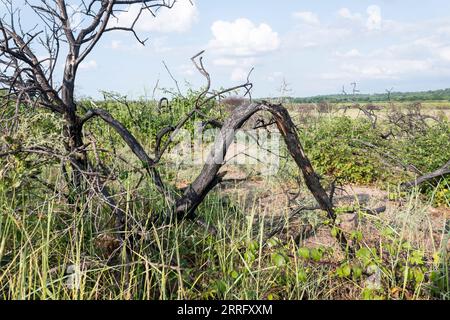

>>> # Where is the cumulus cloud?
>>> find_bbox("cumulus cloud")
[209,18,280,56]
[337,6,383,31]
[366,5,382,31]
[292,11,320,26]
[109,0,198,33]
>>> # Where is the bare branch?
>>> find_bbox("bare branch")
[402,160,450,188]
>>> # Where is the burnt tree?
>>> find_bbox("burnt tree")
[1,1,349,252]
[0,0,177,191]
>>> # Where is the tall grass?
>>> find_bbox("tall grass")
[0,172,448,299]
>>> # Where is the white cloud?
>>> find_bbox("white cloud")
[366,5,382,31]
[292,11,320,26]
[439,47,450,61]
[110,0,198,33]
[209,18,280,56]
[412,37,443,49]
[284,25,352,49]
[212,57,256,82]
[337,6,387,32]
[286,5,450,85]
[337,8,362,21]
[437,26,450,35]
[338,8,351,19]
[352,59,431,77]
[373,33,450,63]
[79,60,97,70]
[273,71,283,77]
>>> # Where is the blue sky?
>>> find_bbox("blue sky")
[24,0,450,98]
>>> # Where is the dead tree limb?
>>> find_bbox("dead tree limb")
[173,102,335,219]
[174,101,350,251]
[402,160,450,188]
[80,105,172,203]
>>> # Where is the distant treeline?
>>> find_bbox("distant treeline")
[282,88,450,103]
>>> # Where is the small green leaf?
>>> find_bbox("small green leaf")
[342,264,351,277]
[271,253,286,267]
[266,238,279,248]
[3,135,14,144]
[356,247,372,266]
[350,230,362,242]
[310,248,323,262]
[297,269,307,282]
[352,266,362,279]
[337,263,351,278]
[410,250,424,265]
[244,251,256,262]
[432,252,440,265]
[298,247,310,259]
[413,268,424,283]
[248,240,259,252]
[331,227,339,238]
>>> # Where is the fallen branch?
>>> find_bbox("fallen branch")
[402,160,450,188]
[174,101,350,252]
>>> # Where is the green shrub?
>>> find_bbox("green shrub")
[400,122,450,206]
[300,116,383,184]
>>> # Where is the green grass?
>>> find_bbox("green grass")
[0,170,448,300]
